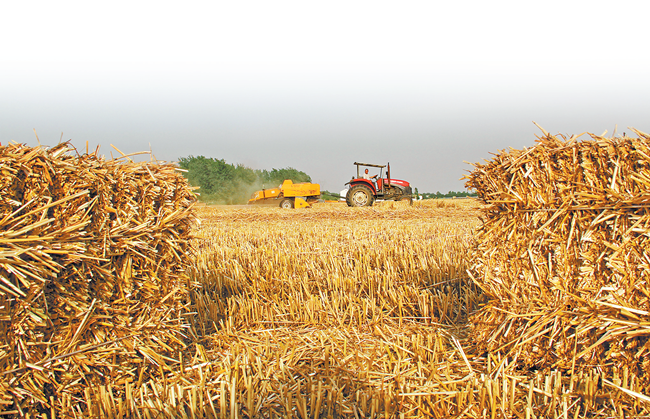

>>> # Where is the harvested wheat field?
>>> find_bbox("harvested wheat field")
[187,199,483,418]
[3,133,650,418]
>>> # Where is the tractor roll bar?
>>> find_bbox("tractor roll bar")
[353,162,386,168]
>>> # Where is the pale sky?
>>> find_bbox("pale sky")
[2,1,649,193]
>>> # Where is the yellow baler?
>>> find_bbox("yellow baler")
[248,180,320,208]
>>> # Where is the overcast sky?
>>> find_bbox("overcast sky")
[2,1,649,193]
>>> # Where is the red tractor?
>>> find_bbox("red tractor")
[345,162,413,207]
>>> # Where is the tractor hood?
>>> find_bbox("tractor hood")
[383,178,410,188]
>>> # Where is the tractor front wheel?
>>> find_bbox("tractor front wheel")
[346,185,375,207]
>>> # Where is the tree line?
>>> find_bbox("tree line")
[178,156,312,204]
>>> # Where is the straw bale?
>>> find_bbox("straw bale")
[0,142,196,414]
[465,129,650,385]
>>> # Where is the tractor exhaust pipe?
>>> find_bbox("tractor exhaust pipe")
[387,162,391,187]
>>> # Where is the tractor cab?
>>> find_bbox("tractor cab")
[351,162,388,194]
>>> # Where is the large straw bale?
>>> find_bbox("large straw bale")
[0,142,196,414]
[465,129,650,384]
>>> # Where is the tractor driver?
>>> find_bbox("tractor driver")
[363,168,377,180]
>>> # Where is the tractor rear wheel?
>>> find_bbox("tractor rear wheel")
[279,198,294,209]
[346,185,375,207]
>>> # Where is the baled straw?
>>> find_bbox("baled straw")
[465,129,650,386]
[0,142,197,414]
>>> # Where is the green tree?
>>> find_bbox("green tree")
[255,167,312,187]
[178,156,234,195]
